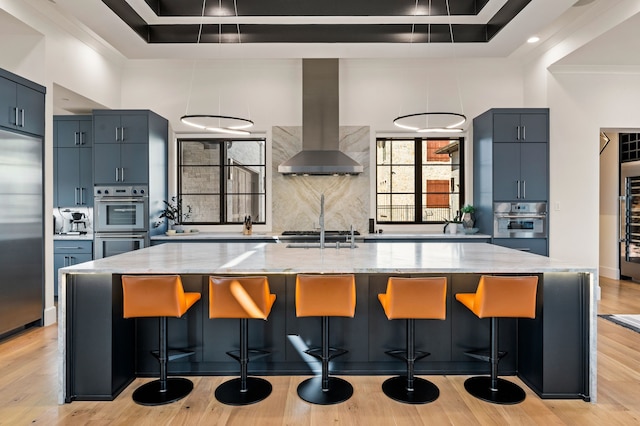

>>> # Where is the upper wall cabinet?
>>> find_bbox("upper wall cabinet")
[492,112,548,143]
[92,110,168,187]
[0,70,45,136]
[54,116,93,207]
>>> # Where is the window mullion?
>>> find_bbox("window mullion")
[415,137,422,223]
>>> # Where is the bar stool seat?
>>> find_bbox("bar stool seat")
[209,276,276,405]
[122,275,201,406]
[378,276,447,404]
[455,275,538,405]
[295,274,356,405]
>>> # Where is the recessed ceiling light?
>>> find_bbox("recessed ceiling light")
[527,36,540,44]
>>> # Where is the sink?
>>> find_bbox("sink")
[286,242,358,249]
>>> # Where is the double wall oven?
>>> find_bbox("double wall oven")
[94,185,148,258]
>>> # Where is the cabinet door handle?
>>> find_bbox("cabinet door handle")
[120,127,125,141]
[79,132,84,145]
[120,167,125,182]
[20,109,25,127]
[517,125,520,140]
[58,247,82,250]
[522,180,526,198]
[516,180,521,199]
[80,187,85,205]
[115,127,119,142]
[74,131,79,145]
[13,107,19,126]
[522,126,526,140]
[74,187,79,205]
[63,255,69,267]
[115,168,120,182]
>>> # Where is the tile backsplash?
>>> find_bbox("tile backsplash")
[53,207,93,234]
[271,126,370,233]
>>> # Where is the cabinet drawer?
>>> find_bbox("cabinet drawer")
[54,240,93,254]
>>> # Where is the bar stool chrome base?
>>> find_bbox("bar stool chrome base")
[382,376,439,404]
[297,377,353,405]
[132,377,194,406]
[464,376,526,405]
[215,377,272,406]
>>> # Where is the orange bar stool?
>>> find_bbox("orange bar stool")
[378,276,447,404]
[209,276,276,405]
[295,274,356,405]
[122,275,201,406]
[455,275,538,404]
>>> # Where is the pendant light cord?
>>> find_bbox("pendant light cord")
[445,0,465,118]
[184,0,208,116]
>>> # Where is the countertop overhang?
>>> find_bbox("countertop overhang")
[60,241,594,275]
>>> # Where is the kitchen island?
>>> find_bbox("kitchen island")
[58,242,597,404]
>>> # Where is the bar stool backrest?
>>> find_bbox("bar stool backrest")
[379,277,447,320]
[471,275,538,319]
[122,275,200,318]
[209,276,275,320]
[296,274,356,317]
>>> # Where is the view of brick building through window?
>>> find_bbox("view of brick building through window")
[376,137,462,223]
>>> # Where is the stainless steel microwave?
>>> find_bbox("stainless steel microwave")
[493,202,547,238]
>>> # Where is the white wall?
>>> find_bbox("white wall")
[600,131,619,279]
[0,0,124,326]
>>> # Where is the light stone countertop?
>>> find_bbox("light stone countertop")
[60,241,593,275]
[53,233,93,241]
[149,232,491,241]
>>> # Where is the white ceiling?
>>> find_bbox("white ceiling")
[5,0,639,114]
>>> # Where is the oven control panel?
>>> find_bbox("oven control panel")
[94,185,148,197]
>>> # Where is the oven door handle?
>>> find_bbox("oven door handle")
[94,197,145,203]
[95,233,147,239]
[494,214,546,219]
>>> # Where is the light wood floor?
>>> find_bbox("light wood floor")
[1,276,640,425]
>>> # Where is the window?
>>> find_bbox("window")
[178,138,266,225]
[376,137,464,223]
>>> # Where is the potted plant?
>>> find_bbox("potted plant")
[156,197,192,232]
[460,204,475,229]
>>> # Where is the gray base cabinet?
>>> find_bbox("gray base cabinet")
[54,116,93,207]
[492,238,548,257]
[54,240,93,297]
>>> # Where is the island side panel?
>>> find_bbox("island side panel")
[518,272,591,400]
[66,274,134,401]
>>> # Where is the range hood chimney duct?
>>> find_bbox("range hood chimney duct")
[278,59,363,175]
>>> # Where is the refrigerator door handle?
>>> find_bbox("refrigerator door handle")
[620,195,627,243]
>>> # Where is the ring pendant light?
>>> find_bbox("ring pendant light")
[393,0,466,133]
[180,0,253,135]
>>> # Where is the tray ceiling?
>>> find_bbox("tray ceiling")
[103,0,530,44]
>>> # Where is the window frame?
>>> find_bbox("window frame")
[177,137,266,225]
[375,136,465,224]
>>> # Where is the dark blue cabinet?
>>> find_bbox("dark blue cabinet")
[0,72,45,136]
[93,111,164,185]
[54,240,93,297]
[473,108,549,255]
[54,116,93,207]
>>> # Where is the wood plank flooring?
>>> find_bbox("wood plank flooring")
[1,277,640,425]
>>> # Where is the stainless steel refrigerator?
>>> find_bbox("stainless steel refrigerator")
[0,128,43,336]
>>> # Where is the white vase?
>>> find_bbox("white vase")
[448,223,458,234]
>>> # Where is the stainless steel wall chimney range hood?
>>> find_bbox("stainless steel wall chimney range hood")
[278,59,363,175]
